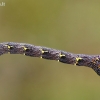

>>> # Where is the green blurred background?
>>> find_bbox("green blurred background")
[0,0,100,100]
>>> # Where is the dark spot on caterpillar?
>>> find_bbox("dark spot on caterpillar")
[59,55,67,63]
[60,55,66,59]
[76,59,84,66]
[42,51,52,59]
[9,46,14,50]
[25,48,30,52]
[42,51,48,55]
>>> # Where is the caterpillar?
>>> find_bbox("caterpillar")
[0,42,100,76]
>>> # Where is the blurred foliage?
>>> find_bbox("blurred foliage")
[0,0,100,100]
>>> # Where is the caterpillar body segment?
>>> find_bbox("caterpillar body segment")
[0,42,100,76]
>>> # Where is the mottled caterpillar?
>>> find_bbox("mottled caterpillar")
[0,42,100,76]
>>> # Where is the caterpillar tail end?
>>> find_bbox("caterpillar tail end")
[92,66,100,76]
